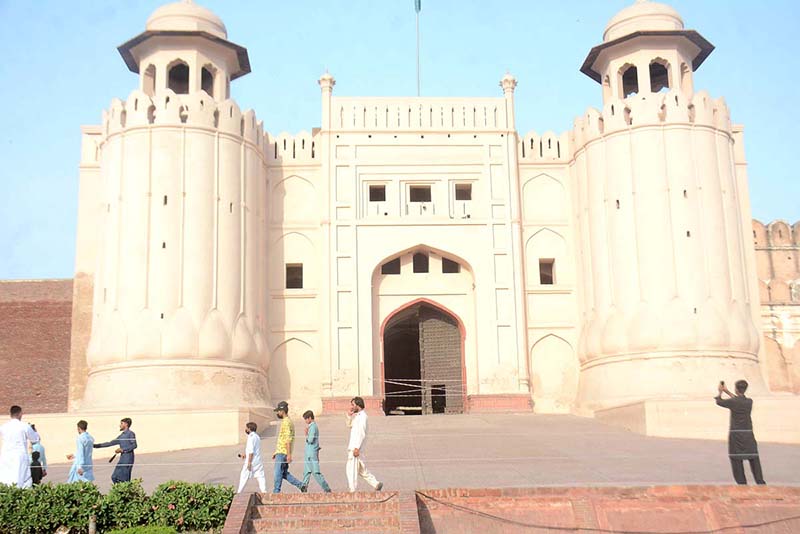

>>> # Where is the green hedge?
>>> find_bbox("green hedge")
[0,480,233,534]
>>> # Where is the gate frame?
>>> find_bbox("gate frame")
[379,297,467,414]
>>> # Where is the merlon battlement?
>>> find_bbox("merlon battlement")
[102,89,266,149]
[572,89,732,149]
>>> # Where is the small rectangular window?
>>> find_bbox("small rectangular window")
[539,259,555,285]
[442,258,460,274]
[285,264,303,289]
[409,186,431,202]
[369,185,386,202]
[381,258,401,275]
[455,184,472,201]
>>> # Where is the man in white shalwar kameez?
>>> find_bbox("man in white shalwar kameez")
[237,422,267,493]
[0,406,40,488]
[346,397,383,493]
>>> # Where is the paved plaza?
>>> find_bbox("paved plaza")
[43,413,800,493]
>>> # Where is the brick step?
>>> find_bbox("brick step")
[251,529,398,534]
[252,501,398,518]
[256,490,393,505]
[250,515,400,532]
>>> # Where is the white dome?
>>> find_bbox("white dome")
[603,0,684,42]
[146,0,227,39]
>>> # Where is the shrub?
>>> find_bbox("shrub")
[106,527,177,534]
[150,481,234,532]
[0,482,102,534]
[99,479,152,530]
[0,481,233,534]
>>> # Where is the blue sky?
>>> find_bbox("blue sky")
[0,1,797,280]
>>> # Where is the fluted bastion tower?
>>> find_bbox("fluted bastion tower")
[573,0,765,409]
[80,1,271,410]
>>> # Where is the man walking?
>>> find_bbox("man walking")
[301,410,331,493]
[715,380,766,485]
[237,422,267,493]
[0,406,39,488]
[346,397,383,493]
[94,417,137,484]
[272,401,304,493]
[66,420,94,483]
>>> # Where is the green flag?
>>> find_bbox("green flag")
[415,0,421,13]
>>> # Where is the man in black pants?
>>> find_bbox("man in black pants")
[94,417,137,484]
[715,380,766,485]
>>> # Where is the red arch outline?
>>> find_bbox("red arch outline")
[379,297,467,413]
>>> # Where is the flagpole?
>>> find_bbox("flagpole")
[416,7,420,96]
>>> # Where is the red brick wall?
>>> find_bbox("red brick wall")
[416,486,800,534]
[0,280,73,414]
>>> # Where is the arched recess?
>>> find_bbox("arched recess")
[372,244,475,279]
[166,59,190,94]
[619,63,639,98]
[269,338,319,403]
[530,334,578,413]
[142,64,156,96]
[201,64,216,96]
[272,231,316,289]
[526,228,568,286]
[272,175,317,223]
[379,298,467,415]
[522,173,566,222]
[649,58,671,93]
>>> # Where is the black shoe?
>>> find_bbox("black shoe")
[300,484,308,493]
[375,482,383,492]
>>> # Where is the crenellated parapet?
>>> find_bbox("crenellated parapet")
[517,130,571,163]
[571,89,732,149]
[101,89,266,152]
[265,131,319,165]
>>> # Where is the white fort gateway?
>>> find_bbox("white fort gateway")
[29,0,796,458]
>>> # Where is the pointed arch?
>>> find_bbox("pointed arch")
[272,231,316,289]
[272,336,313,352]
[379,298,467,414]
[271,174,316,222]
[529,333,578,413]
[522,173,566,222]
[166,59,190,94]
[526,228,568,286]
[269,337,319,402]
[372,244,474,280]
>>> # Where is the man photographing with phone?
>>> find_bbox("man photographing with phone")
[715,380,766,485]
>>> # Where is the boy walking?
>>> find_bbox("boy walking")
[300,410,331,493]
[272,401,304,493]
[30,452,43,486]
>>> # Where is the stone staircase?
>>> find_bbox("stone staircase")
[223,491,421,534]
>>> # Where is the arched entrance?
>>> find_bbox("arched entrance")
[382,302,464,415]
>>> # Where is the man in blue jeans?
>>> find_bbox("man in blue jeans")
[272,401,304,493]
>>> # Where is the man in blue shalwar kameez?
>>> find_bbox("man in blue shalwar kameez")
[300,410,331,493]
[94,417,137,484]
[66,420,94,483]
